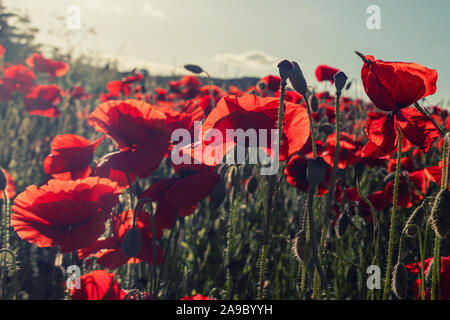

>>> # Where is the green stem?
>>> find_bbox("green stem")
[303,96,317,158]
[382,121,402,300]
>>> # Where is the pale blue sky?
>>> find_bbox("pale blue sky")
[4,0,450,104]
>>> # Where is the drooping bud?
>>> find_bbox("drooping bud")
[306,157,328,188]
[122,226,142,258]
[184,64,204,74]
[353,162,365,181]
[310,94,319,112]
[288,61,307,96]
[392,263,411,300]
[292,229,311,263]
[277,60,294,83]
[405,202,425,238]
[336,208,350,238]
[245,176,258,194]
[0,168,6,191]
[430,189,450,238]
[333,71,348,95]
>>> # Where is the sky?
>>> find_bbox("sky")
[4,0,450,104]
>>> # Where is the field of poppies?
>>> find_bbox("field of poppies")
[0,5,449,301]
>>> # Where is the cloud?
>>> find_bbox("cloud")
[142,2,167,20]
[100,53,188,76]
[214,50,279,69]
[85,0,122,14]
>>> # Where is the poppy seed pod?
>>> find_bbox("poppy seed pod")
[288,61,308,96]
[292,229,311,263]
[306,157,328,188]
[392,263,410,300]
[333,71,348,95]
[310,95,319,112]
[245,176,258,194]
[430,189,450,238]
[277,60,294,82]
[122,226,142,258]
[0,169,6,191]
[184,64,203,74]
[353,162,365,181]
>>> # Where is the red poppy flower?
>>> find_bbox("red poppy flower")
[388,157,415,173]
[139,169,220,229]
[3,65,35,94]
[201,94,311,163]
[0,44,5,58]
[25,53,69,78]
[384,170,426,208]
[0,168,16,199]
[44,134,104,180]
[259,75,281,92]
[69,86,92,101]
[78,209,164,269]
[88,99,171,179]
[362,108,440,159]
[11,177,121,253]
[315,65,339,83]
[321,132,362,169]
[358,54,437,112]
[22,84,62,117]
[181,294,215,300]
[70,270,126,300]
[284,154,330,196]
[406,256,450,300]
[353,190,387,223]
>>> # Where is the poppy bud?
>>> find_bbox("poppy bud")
[310,95,319,112]
[345,81,352,91]
[392,263,410,300]
[245,176,258,194]
[292,229,311,263]
[288,61,308,96]
[184,64,203,74]
[0,168,6,191]
[122,226,142,258]
[209,179,226,211]
[405,203,425,238]
[306,157,328,188]
[333,71,348,95]
[430,190,450,238]
[277,60,294,82]
[353,162,365,181]
[336,209,350,238]
[318,123,334,135]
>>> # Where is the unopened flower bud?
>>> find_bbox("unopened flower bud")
[277,60,294,82]
[336,209,350,238]
[353,162,365,181]
[122,226,142,258]
[245,176,258,194]
[288,61,307,96]
[310,95,319,112]
[184,64,204,74]
[430,190,450,238]
[292,229,311,263]
[209,179,226,211]
[392,263,411,300]
[306,157,328,188]
[405,203,425,238]
[334,71,348,95]
[256,81,267,92]
[0,169,6,191]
